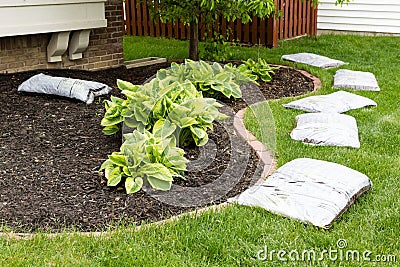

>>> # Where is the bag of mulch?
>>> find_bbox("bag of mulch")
[333,69,380,91]
[230,158,372,229]
[283,91,377,113]
[18,73,112,104]
[290,113,360,148]
[281,53,348,69]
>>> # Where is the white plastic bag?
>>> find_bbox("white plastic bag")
[283,91,377,113]
[231,158,372,228]
[290,113,360,148]
[18,73,112,104]
[281,53,348,69]
[333,69,380,91]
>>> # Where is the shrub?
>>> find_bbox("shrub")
[156,60,255,99]
[238,58,279,82]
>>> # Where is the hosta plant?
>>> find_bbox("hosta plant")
[122,78,202,133]
[101,78,202,135]
[156,59,255,99]
[100,119,188,193]
[100,80,139,135]
[238,58,279,82]
[168,97,229,146]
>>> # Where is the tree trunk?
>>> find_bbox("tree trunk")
[189,21,199,60]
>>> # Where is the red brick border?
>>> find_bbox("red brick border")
[233,66,321,185]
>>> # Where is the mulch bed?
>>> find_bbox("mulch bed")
[0,61,314,232]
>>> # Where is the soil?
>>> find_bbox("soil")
[0,61,314,232]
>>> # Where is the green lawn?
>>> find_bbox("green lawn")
[1,35,399,266]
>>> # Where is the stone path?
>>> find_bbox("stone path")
[233,53,380,228]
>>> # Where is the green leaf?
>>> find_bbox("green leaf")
[121,90,137,100]
[177,117,198,128]
[134,106,150,123]
[124,116,141,129]
[123,166,131,176]
[153,119,176,139]
[102,125,120,135]
[100,159,113,172]
[140,163,174,191]
[104,105,122,119]
[117,79,138,91]
[141,163,174,182]
[107,167,123,186]
[101,116,124,127]
[110,96,125,105]
[108,153,127,167]
[194,135,209,147]
[125,177,143,194]
[163,147,188,172]
[190,126,207,139]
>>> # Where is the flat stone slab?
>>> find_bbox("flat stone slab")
[283,90,377,113]
[231,158,372,228]
[290,113,360,148]
[125,57,167,69]
[281,52,348,69]
[333,69,380,91]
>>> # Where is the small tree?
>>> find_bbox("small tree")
[144,0,352,60]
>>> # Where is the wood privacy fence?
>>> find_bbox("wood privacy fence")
[123,0,318,47]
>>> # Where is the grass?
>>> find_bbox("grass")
[2,35,399,266]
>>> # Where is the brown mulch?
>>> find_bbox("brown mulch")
[0,61,314,232]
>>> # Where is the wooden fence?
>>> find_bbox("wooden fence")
[123,0,318,47]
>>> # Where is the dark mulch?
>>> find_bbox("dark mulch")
[0,61,314,232]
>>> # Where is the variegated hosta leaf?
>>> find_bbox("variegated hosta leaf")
[190,126,209,146]
[108,152,127,167]
[153,119,176,140]
[103,104,122,119]
[141,163,174,191]
[101,116,124,127]
[102,125,120,135]
[125,177,143,194]
[107,166,123,187]
[239,58,279,82]
[194,134,209,147]
[100,159,113,172]
[117,79,138,92]
[163,146,189,173]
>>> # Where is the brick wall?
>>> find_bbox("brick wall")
[0,0,124,74]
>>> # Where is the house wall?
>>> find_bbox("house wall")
[0,0,124,74]
[317,0,400,35]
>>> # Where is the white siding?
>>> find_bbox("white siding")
[0,0,107,37]
[317,0,400,34]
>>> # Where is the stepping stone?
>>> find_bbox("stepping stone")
[125,57,167,69]
[281,52,348,68]
[283,90,377,113]
[333,69,380,91]
[290,113,360,148]
[230,158,372,228]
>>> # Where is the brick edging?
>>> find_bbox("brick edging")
[233,109,276,183]
[232,65,321,185]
